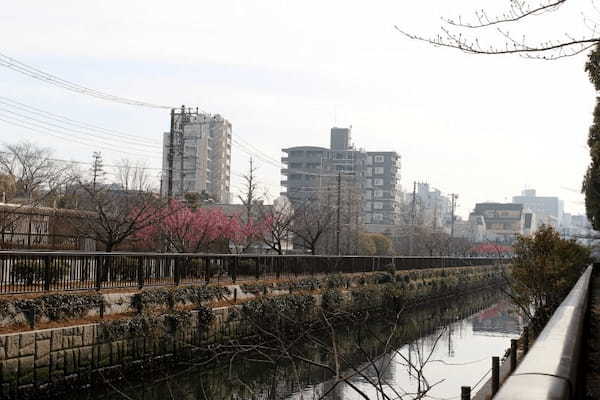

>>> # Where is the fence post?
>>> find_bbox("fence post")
[204,258,210,284]
[492,356,500,395]
[28,308,35,329]
[174,257,181,286]
[95,256,101,291]
[137,258,144,290]
[43,255,51,292]
[461,386,471,400]
[233,288,237,304]
[232,257,238,284]
[510,339,518,372]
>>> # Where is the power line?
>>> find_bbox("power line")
[0,114,158,159]
[0,51,173,109]
[0,106,160,152]
[0,96,160,146]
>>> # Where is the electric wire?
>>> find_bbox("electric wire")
[0,51,172,109]
[0,115,159,159]
[0,96,161,145]
[0,106,160,151]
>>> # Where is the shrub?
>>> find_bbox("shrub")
[15,293,102,322]
[511,226,590,331]
[12,260,70,285]
[324,274,349,289]
[239,294,316,334]
[133,285,231,312]
[321,289,345,312]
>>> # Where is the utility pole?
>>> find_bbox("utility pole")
[409,181,416,256]
[336,171,341,255]
[167,108,175,199]
[450,193,458,238]
[433,200,438,231]
[178,105,186,198]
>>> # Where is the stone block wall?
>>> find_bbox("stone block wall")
[0,308,219,393]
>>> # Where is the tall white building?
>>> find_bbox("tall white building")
[161,108,231,203]
[512,189,563,228]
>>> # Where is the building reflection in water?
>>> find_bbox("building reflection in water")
[471,300,523,336]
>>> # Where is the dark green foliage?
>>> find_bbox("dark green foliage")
[98,312,164,341]
[11,293,102,322]
[351,286,383,310]
[321,289,345,312]
[240,282,271,295]
[323,273,350,289]
[511,226,590,331]
[369,272,394,284]
[133,285,231,312]
[584,44,600,229]
[165,310,193,331]
[274,278,320,291]
[238,294,316,334]
[12,260,70,285]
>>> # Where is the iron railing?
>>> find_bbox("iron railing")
[0,251,509,295]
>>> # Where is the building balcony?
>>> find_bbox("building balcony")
[281,180,288,186]
[281,157,288,164]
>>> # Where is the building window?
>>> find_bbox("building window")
[373,213,383,221]
[374,155,385,163]
[364,190,373,200]
[374,190,383,198]
[364,203,372,211]
[374,179,384,186]
[374,202,383,210]
[366,156,373,165]
[365,167,372,177]
[374,167,384,175]
[366,179,373,188]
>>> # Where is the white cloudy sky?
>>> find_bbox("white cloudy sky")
[0,1,595,218]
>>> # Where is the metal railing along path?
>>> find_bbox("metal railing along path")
[0,251,508,295]
[494,265,593,400]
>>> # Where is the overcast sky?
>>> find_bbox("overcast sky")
[0,1,594,218]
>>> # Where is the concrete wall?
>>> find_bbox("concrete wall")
[0,308,217,394]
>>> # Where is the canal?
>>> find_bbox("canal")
[63,289,522,400]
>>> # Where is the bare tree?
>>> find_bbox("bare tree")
[0,141,69,202]
[291,195,336,255]
[259,196,295,254]
[395,0,600,59]
[67,153,168,252]
[238,158,260,222]
[116,158,151,192]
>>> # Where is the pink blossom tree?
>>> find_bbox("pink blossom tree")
[225,214,264,254]
[135,201,231,253]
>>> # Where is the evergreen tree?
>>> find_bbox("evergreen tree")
[583,45,600,229]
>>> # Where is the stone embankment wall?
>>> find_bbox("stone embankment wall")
[0,264,507,396]
[0,307,225,396]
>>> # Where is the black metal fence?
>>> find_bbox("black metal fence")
[0,251,510,295]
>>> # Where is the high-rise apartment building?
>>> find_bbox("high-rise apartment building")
[281,127,402,231]
[363,151,401,227]
[161,107,231,203]
[512,189,563,227]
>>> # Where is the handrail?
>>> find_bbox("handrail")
[0,250,510,259]
[494,264,593,399]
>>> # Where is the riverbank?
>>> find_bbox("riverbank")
[0,264,508,399]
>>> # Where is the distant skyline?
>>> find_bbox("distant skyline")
[0,1,593,218]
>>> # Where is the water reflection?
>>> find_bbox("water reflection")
[73,291,522,400]
[306,300,522,400]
